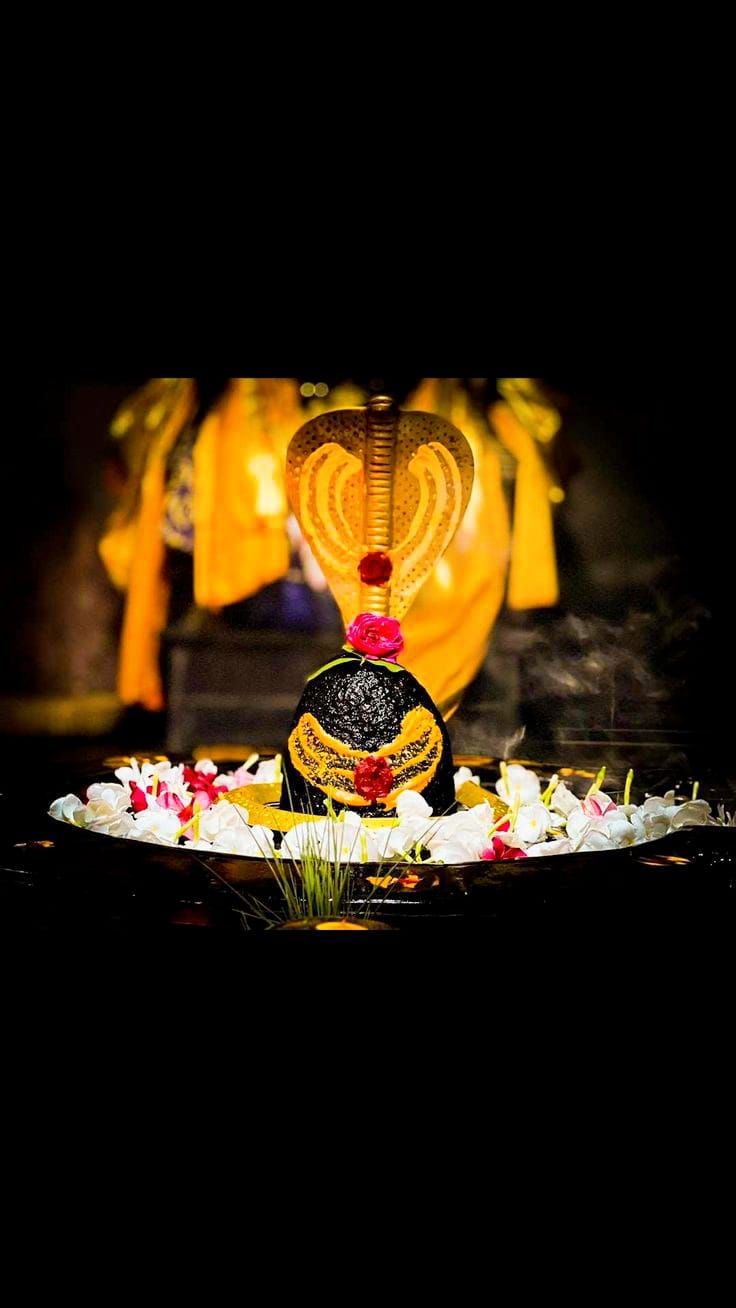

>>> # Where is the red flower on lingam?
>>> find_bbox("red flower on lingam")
[358,552,393,586]
[354,756,394,802]
[345,613,404,661]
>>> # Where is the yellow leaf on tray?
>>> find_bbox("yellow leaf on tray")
[456,779,508,819]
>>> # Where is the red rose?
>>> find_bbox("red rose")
[354,756,394,802]
[345,612,404,661]
[358,552,393,586]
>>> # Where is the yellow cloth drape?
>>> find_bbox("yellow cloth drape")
[100,378,302,708]
[401,442,511,717]
[99,379,196,709]
[490,400,559,610]
[400,380,512,717]
[399,380,559,716]
[193,380,296,608]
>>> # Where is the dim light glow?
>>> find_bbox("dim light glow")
[110,410,134,437]
[144,402,165,429]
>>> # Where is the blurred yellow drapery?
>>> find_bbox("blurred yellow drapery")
[399,379,512,717]
[193,379,297,608]
[492,379,559,612]
[99,378,196,710]
[100,378,298,709]
[100,377,560,718]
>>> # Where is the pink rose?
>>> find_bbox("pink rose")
[345,613,404,662]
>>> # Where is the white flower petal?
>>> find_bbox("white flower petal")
[390,815,435,848]
[279,820,330,860]
[131,808,182,844]
[514,802,553,845]
[495,830,528,851]
[428,839,476,864]
[395,790,433,819]
[196,802,246,843]
[459,801,496,829]
[48,793,86,824]
[565,808,591,846]
[670,800,711,829]
[453,766,480,792]
[643,812,671,840]
[495,765,541,806]
[641,795,672,814]
[212,825,275,856]
[85,782,130,810]
[603,816,639,846]
[526,838,573,857]
[214,773,237,791]
[581,831,615,851]
[549,781,581,818]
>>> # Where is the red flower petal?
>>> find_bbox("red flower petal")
[130,783,149,813]
[480,840,528,862]
[184,766,217,788]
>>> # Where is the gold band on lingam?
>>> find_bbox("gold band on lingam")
[287,704,444,809]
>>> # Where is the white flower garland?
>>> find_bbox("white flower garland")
[47,757,722,865]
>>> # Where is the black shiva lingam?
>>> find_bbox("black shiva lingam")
[278,394,475,818]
